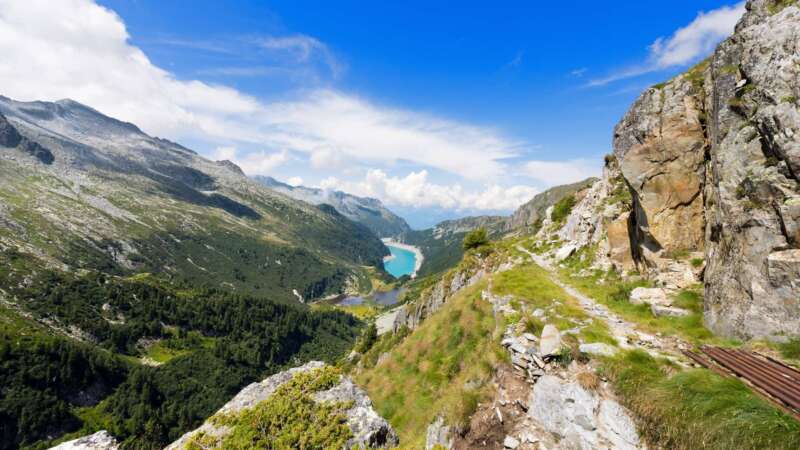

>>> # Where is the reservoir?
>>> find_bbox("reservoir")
[383,244,416,278]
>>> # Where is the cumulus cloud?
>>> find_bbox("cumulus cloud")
[522,159,601,186]
[0,0,521,183]
[588,2,745,86]
[321,169,538,212]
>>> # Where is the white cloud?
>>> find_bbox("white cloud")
[287,176,304,186]
[522,159,601,186]
[321,169,538,212]
[213,146,237,161]
[588,2,745,86]
[0,0,522,184]
[212,146,289,175]
[570,68,588,77]
[258,34,344,78]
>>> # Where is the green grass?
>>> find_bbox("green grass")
[492,263,588,328]
[602,350,800,450]
[768,0,799,14]
[579,319,618,346]
[142,334,215,364]
[558,268,729,345]
[550,194,576,226]
[355,279,504,449]
[778,338,800,360]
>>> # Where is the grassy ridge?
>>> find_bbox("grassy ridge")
[355,279,503,448]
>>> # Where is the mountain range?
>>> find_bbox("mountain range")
[0,96,389,303]
[254,175,411,238]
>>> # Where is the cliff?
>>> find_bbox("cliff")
[610,0,800,340]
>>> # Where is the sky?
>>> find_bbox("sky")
[0,0,746,228]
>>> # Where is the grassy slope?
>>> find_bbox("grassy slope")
[602,350,800,450]
[355,279,504,448]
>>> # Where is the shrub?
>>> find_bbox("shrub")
[551,195,577,224]
[462,228,489,251]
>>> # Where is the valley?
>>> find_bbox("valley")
[2,0,800,449]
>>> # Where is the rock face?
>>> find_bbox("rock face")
[613,65,708,264]
[49,431,119,450]
[167,361,398,449]
[610,0,800,340]
[702,0,800,340]
[529,376,642,450]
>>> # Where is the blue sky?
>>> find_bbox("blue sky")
[0,0,745,228]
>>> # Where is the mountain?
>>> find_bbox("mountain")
[399,180,596,277]
[0,96,389,303]
[507,178,597,231]
[0,95,390,448]
[255,175,411,238]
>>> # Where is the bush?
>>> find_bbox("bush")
[462,228,489,251]
[551,195,576,224]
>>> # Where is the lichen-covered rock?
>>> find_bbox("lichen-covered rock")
[702,0,800,340]
[609,0,800,340]
[48,431,119,450]
[167,361,398,449]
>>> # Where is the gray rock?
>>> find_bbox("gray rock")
[629,287,669,306]
[529,376,599,450]
[49,431,119,450]
[313,378,399,448]
[503,435,520,449]
[539,324,563,357]
[529,376,643,450]
[167,361,398,449]
[598,400,641,450]
[555,244,578,262]
[651,304,691,318]
[579,343,618,357]
[425,415,453,450]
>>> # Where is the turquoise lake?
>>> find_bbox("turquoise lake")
[383,245,416,278]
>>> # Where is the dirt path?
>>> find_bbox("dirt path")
[514,245,685,359]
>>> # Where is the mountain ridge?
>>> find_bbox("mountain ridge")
[254,175,411,238]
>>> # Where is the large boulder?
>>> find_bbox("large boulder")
[539,324,563,357]
[610,0,800,340]
[528,376,642,450]
[613,63,708,265]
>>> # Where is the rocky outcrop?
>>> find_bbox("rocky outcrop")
[167,361,398,449]
[49,431,119,450]
[609,0,800,340]
[613,64,708,265]
[702,0,800,340]
[508,178,597,231]
[393,266,484,332]
[0,112,54,164]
